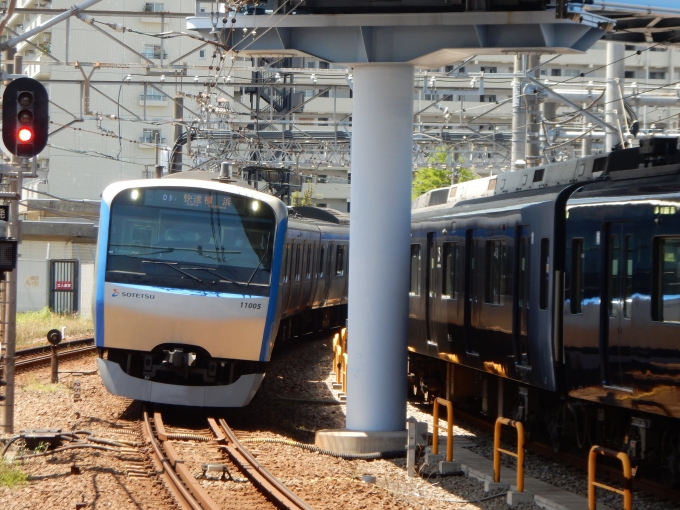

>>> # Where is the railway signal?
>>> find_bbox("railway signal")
[2,77,49,158]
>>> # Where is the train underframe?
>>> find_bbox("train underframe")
[408,352,680,487]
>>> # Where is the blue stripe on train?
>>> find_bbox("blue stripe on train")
[259,215,288,361]
[95,201,110,348]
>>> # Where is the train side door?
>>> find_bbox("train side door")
[514,226,531,366]
[464,229,479,354]
[604,222,635,390]
[425,232,438,344]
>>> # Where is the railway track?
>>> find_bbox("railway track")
[143,409,313,510]
[453,408,680,504]
[14,337,96,371]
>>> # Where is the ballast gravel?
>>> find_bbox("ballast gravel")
[1,336,677,509]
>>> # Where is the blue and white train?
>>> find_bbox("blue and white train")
[94,172,349,407]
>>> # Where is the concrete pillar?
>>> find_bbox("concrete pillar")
[511,54,527,169]
[541,101,556,162]
[315,64,413,453]
[605,42,625,152]
[525,55,541,167]
[581,104,592,157]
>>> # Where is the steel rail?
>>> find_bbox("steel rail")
[15,343,96,371]
[212,417,313,510]
[141,409,199,510]
[15,337,94,358]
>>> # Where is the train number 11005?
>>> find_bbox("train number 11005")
[241,302,261,309]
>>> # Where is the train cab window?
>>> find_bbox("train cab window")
[282,244,290,284]
[305,244,313,279]
[294,244,302,281]
[410,244,421,296]
[570,238,584,314]
[608,234,621,317]
[335,245,345,276]
[442,242,459,299]
[318,246,325,277]
[540,238,550,310]
[653,237,680,322]
[624,235,634,319]
[485,241,504,305]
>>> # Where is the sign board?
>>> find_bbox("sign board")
[55,281,73,290]
[0,205,8,221]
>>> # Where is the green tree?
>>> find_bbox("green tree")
[291,185,316,206]
[412,167,452,200]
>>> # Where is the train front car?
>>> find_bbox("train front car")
[94,179,287,407]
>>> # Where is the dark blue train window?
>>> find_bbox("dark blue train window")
[410,244,421,296]
[294,244,302,281]
[282,244,290,284]
[442,242,459,300]
[570,238,584,314]
[306,244,313,279]
[653,237,680,322]
[335,245,345,276]
[485,240,504,305]
[540,238,549,310]
[318,246,325,277]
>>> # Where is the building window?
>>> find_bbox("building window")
[410,244,421,296]
[480,67,497,73]
[625,44,636,51]
[142,44,167,59]
[649,71,666,80]
[141,129,163,144]
[540,238,550,310]
[563,69,582,78]
[316,203,327,208]
[442,242,459,299]
[198,49,206,60]
[335,245,345,276]
[624,70,636,79]
[540,69,547,76]
[653,237,680,322]
[570,238,584,314]
[551,69,562,77]
[480,95,497,103]
[144,3,165,12]
[485,240,504,305]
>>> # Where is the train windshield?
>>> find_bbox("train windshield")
[106,187,277,295]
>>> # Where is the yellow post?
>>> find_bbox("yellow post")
[588,446,633,510]
[493,417,525,492]
[335,344,343,381]
[341,353,348,394]
[432,398,454,461]
[341,327,347,351]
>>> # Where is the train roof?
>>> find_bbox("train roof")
[413,138,680,213]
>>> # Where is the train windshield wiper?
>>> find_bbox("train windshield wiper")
[141,260,202,282]
[246,233,271,286]
[109,243,174,256]
[179,262,244,287]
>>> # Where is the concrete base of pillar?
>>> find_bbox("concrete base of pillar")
[438,460,462,475]
[484,480,510,492]
[507,491,534,506]
[315,429,407,454]
[424,453,444,464]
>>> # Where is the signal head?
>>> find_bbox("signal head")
[2,77,49,158]
[18,127,33,143]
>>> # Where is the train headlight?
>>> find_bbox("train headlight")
[130,189,140,200]
[251,200,260,212]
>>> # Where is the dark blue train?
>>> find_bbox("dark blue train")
[408,138,680,484]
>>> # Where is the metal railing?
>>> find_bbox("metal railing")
[431,397,454,462]
[588,446,633,510]
[493,417,526,492]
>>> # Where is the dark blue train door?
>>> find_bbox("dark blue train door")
[514,226,531,366]
[425,232,437,344]
[464,228,479,354]
[604,222,635,390]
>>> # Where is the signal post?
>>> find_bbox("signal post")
[0,71,48,433]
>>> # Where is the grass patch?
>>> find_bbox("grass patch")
[0,459,28,488]
[16,307,93,349]
[22,376,63,393]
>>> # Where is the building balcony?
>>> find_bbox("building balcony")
[139,136,167,147]
[139,95,168,107]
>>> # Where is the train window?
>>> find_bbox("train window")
[608,234,620,318]
[335,245,345,276]
[305,244,313,279]
[653,237,680,322]
[282,244,290,284]
[410,244,421,296]
[318,246,325,277]
[294,244,302,281]
[570,238,584,314]
[624,235,633,319]
[485,240,504,305]
[540,238,549,310]
[442,242,459,299]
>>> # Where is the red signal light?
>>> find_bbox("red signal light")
[17,127,33,143]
